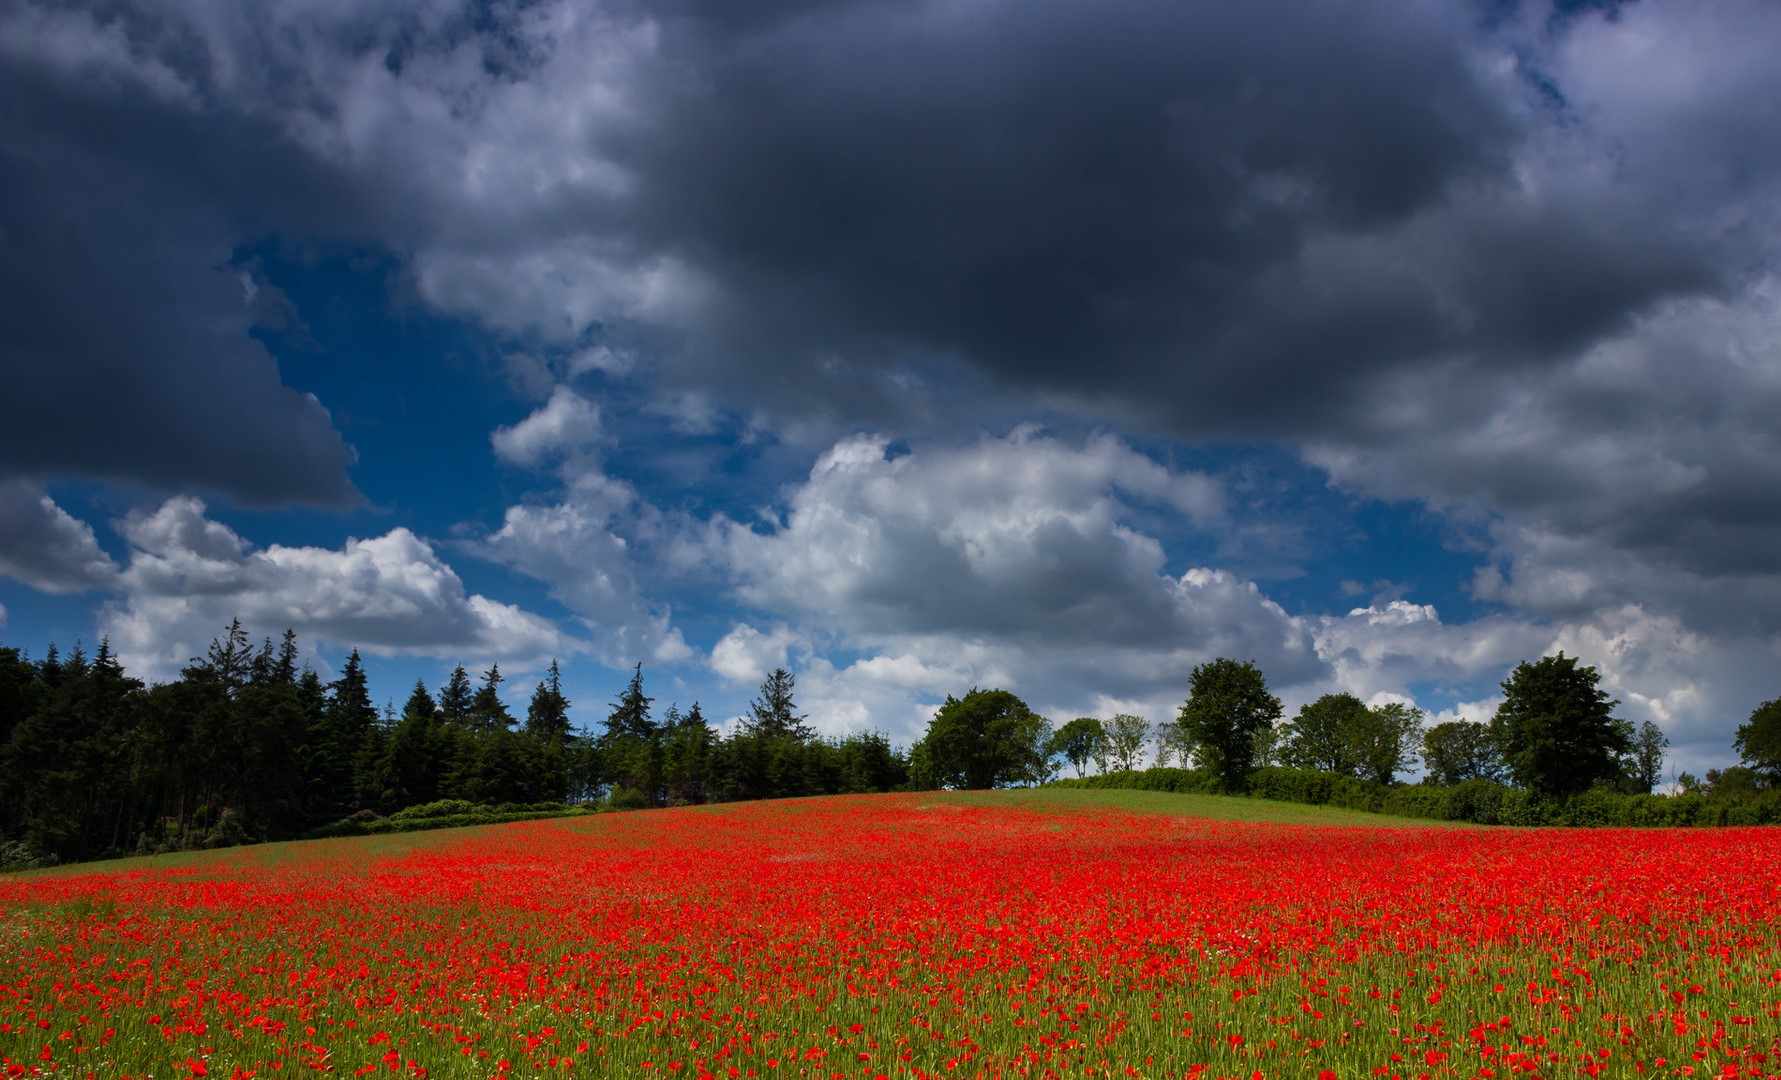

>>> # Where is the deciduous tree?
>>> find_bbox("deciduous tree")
[1734,698,1781,784]
[1489,653,1629,799]
[1352,701,1423,786]
[1420,721,1506,786]
[913,688,1052,790]
[1279,693,1370,775]
[1098,713,1151,773]
[1048,717,1107,778]
[1621,719,1670,795]
[1176,658,1281,790]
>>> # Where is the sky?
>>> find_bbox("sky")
[2,0,1778,779]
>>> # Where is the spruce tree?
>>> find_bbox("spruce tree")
[470,665,513,733]
[601,664,658,802]
[525,660,572,745]
[606,663,654,741]
[311,650,376,819]
[438,665,474,728]
[274,629,300,686]
[746,668,812,742]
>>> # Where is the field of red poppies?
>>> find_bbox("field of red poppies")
[2,791,1778,1079]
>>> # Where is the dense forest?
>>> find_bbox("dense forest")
[0,620,907,867]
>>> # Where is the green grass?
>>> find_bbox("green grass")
[946,784,1475,826]
[5,819,515,881]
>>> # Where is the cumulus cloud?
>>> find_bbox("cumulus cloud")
[722,429,1227,643]
[492,387,604,467]
[704,431,1319,734]
[708,622,801,685]
[470,474,691,668]
[103,497,574,680]
[1311,601,1549,707]
[0,482,119,593]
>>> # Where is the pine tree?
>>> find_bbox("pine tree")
[606,664,654,741]
[438,665,474,729]
[250,637,276,686]
[601,664,658,803]
[204,618,252,697]
[525,660,572,745]
[274,629,300,686]
[746,668,812,742]
[660,702,714,805]
[402,680,439,725]
[470,665,513,733]
[311,650,376,819]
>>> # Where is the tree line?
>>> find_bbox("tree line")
[909,654,1781,804]
[0,621,907,867]
[8,620,1780,867]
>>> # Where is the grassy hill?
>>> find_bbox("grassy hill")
[945,785,1475,826]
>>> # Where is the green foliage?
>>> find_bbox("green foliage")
[1279,693,1370,775]
[1621,720,1670,795]
[308,800,594,838]
[1098,714,1151,773]
[1707,765,1762,798]
[1734,698,1781,783]
[1490,653,1630,799]
[1052,764,1781,827]
[1045,766,1222,795]
[745,668,813,742]
[0,838,57,872]
[1420,721,1506,786]
[1176,658,1282,790]
[1246,766,1382,812]
[1047,718,1108,779]
[913,688,1053,790]
[1275,693,1420,784]
[524,661,572,745]
[469,665,513,733]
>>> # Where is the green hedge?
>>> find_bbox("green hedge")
[1045,768,1781,827]
[308,802,594,839]
[1048,767,1224,795]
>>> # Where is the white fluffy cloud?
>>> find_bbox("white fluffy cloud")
[709,622,801,685]
[103,497,574,680]
[492,386,604,467]
[722,429,1228,643]
[471,474,691,668]
[699,430,1318,741]
[1311,601,1549,706]
[0,482,120,593]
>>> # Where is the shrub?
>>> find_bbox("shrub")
[606,788,652,811]
[1444,779,1509,824]
[0,838,57,872]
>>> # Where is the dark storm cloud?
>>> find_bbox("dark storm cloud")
[580,0,1720,435]
[0,49,364,504]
